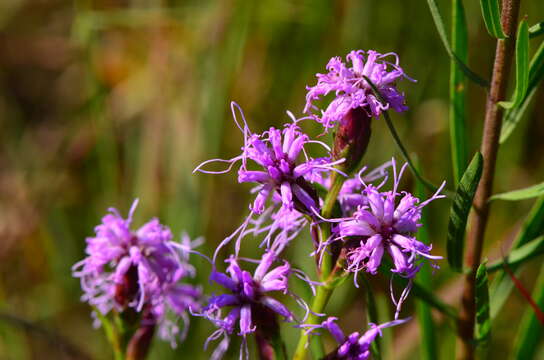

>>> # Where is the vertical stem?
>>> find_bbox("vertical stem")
[457,0,521,358]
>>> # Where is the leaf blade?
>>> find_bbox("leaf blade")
[529,21,544,39]
[490,181,544,201]
[425,0,490,87]
[498,19,530,109]
[479,0,507,38]
[447,153,484,272]
[501,39,544,142]
[486,235,544,272]
[475,263,491,348]
[449,0,469,185]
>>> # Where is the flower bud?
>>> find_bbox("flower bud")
[332,107,372,174]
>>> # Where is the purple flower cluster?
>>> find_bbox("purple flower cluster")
[304,50,415,129]
[74,49,444,359]
[72,200,201,346]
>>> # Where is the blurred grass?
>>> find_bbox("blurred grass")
[0,0,543,359]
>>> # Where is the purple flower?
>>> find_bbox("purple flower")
[201,251,297,358]
[72,200,201,347]
[337,160,444,280]
[309,317,409,360]
[195,102,342,215]
[304,50,415,129]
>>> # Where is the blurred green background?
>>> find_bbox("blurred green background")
[1,0,543,359]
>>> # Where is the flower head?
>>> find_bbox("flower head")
[310,317,408,360]
[337,160,444,279]
[201,251,297,358]
[304,50,415,129]
[72,200,201,346]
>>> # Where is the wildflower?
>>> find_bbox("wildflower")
[307,317,409,360]
[201,251,297,358]
[72,200,201,347]
[195,102,343,216]
[304,50,415,129]
[337,160,444,279]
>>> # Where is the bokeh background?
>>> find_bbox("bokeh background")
[1,0,543,359]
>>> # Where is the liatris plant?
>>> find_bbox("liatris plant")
[73,1,544,358]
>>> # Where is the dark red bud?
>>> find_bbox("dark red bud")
[332,107,372,175]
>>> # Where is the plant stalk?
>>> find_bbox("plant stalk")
[456,0,521,358]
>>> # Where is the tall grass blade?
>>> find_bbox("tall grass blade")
[490,181,544,201]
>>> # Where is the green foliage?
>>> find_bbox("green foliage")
[447,153,483,272]
[490,181,544,201]
[499,20,530,109]
[475,264,491,344]
[486,236,544,272]
[449,0,469,185]
[425,0,489,87]
[529,21,544,38]
[479,0,507,39]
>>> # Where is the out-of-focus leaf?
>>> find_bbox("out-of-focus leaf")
[499,20,530,109]
[486,236,544,272]
[475,263,491,346]
[479,0,507,38]
[449,0,469,185]
[490,181,544,201]
[501,40,544,143]
[447,153,483,272]
[410,281,458,319]
[425,0,489,87]
[362,276,381,360]
[414,160,437,360]
[530,21,544,38]
[490,197,544,319]
[512,262,544,359]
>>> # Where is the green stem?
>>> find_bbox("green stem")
[292,172,347,359]
[293,286,333,360]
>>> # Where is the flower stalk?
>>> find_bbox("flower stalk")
[457,0,521,358]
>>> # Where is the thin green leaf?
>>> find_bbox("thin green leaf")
[447,153,484,272]
[501,40,544,142]
[511,262,544,359]
[475,264,491,348]
[362,75,452,197]
[486,236,544,272]
[425,0,490,87]
[499,20,530,109]
[490,181,544,201]
[490,196,544,319]
[529,21,544,38]
[449,0,469,185]
[479,0,507,38]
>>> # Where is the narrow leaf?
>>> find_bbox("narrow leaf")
[501,39,544,143]
[490,196,544,319]
[479,0,507,38]
[487,236,544,272]
[447,153,484,272]
[425,0,490,87]
[529,21,544,38]
[449,0,469,185]
[490,181,544,201]
[475,263,491,346]
[499,20,530,109]
[512,262,544,359]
